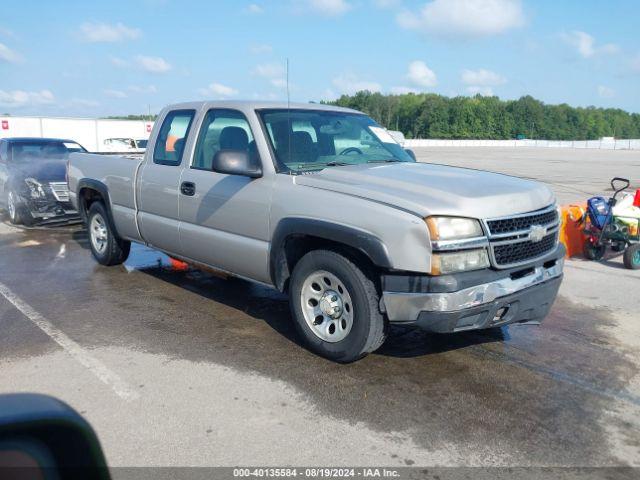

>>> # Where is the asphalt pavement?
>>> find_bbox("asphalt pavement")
[0,147,639,471]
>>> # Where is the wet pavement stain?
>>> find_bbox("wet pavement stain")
[1,225,639,466]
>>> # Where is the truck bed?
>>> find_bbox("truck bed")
[67,152,145,242]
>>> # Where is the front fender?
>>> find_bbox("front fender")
[269,218,392,291]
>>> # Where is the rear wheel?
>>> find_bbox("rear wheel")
[584,239,605,261]
[623,244,640,270]
[289,250,386,363]
[87,202,130,266]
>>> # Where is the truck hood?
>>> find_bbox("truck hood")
[294,162,555,219]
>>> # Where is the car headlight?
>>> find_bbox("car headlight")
[426,216,484,240]
[431,249,490,275]
[24,178,46,199]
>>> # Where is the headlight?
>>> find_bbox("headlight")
[24,178,46,199]
[426,216,483,240]
[431,249,490,275]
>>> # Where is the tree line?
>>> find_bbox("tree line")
[328,92,640,140]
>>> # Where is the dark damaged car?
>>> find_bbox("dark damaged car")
[0,138,85,226]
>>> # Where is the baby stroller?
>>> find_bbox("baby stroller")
[583,177,640,269]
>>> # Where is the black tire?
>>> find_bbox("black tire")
[623,244,640,270]
[289,249,387,363]
[6,190,27,226]
[584,239,605,261]
[87,202,131,266]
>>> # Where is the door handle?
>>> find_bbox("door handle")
[180,181,196,196]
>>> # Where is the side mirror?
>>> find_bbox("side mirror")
[212,150,262,178]
[0,394,109,478]
[405,148,417,161]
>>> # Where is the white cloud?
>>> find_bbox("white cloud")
[307,0,352,16]
[253,62,289,88]
[631,54,640,72]
[461,68,506,86]
[0,43,22,63]
[332,73,381,94]
[397,0,525,38]
[466,86,494,96]
[0,27,15,38]
[135,55,172,73]
[249,43,273,55]
[560,31,619,59]
[321,88,338,100]
[597,85,615,98]
[103,89,128,99]
[79,22,141,42]
[407,60,437,88]
[0,89,55,107]
[128,85,158,94]
[390,86,420,95]
[198,82,239,98]
[109,56,129,68]
[244,3,264,14]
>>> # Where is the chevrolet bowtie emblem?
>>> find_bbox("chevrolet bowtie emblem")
[528,225,547,243]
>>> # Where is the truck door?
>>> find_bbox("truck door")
[137,109,196,255]
[177,108,272,283]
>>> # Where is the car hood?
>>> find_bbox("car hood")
[10,160,67,183]
[294,162,555,219]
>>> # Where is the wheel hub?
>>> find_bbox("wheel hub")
[319,290,343,319]
[300,270,353,343]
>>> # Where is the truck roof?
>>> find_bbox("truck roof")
[163,100,362,115]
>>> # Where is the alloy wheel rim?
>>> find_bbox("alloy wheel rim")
[300,270,353,343]
[90,213,108,254]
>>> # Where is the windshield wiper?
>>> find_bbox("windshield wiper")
[366,159,403,164]
[324,161,355,167]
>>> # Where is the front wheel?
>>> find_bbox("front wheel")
[289,250,387,363]
[623,244,640,270]
[6,190,34,226]
[584,239,605,261]
[87,202,131,266]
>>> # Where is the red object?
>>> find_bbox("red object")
[169,257,189,271]
[1,120,8,130]
[146,123,152,133]
[634,189,640,208]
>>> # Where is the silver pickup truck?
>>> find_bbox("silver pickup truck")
[68,101,564,362]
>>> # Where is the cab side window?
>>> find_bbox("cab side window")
[192,109,257,171]
[153,109,195,166]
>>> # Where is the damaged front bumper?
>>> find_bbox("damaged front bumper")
[381,244,565,333]
[16,185,80,225]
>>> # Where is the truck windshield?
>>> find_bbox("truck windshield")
[258,109,414,172]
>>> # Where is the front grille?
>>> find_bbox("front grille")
[487,209,558,235]
[485,206,560,268]
[49,182,69,202]
[493,232,558,266]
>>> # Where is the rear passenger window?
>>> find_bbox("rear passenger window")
[192,109,257,170]
[153,109,195,166]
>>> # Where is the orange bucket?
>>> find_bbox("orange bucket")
[559,204,587,258]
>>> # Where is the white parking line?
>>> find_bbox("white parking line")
[0,281,139,402]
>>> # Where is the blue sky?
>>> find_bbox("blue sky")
[1,0,639,117]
